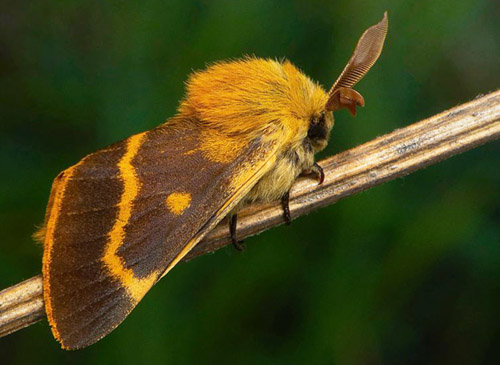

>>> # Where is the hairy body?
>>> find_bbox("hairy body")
[178,57,333,213]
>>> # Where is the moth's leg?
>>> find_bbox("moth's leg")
[281,191,292,225]
[310,162,325,184]
[300,162,324,185]
[229,214,244,251]
[312,162,325,184]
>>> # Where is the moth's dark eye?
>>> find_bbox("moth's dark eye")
[307,113,328,140]
[307,123,326,140]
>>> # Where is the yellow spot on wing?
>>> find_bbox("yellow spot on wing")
[166,192,191,215]
[103,132,158,303]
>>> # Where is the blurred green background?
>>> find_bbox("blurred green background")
[1,0,499,363]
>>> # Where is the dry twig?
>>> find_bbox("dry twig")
[1,90,499,340]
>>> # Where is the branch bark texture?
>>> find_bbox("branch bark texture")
[1,90,499,339]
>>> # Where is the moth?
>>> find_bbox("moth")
[37,13,388,349]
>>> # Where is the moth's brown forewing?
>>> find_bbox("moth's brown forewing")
[42,118,278,349]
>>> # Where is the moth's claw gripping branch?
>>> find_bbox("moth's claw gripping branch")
[311,162,325,185]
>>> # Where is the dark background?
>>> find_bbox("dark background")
[1,1,499,363]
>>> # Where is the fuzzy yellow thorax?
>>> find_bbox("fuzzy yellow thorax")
[178,57,329,148]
